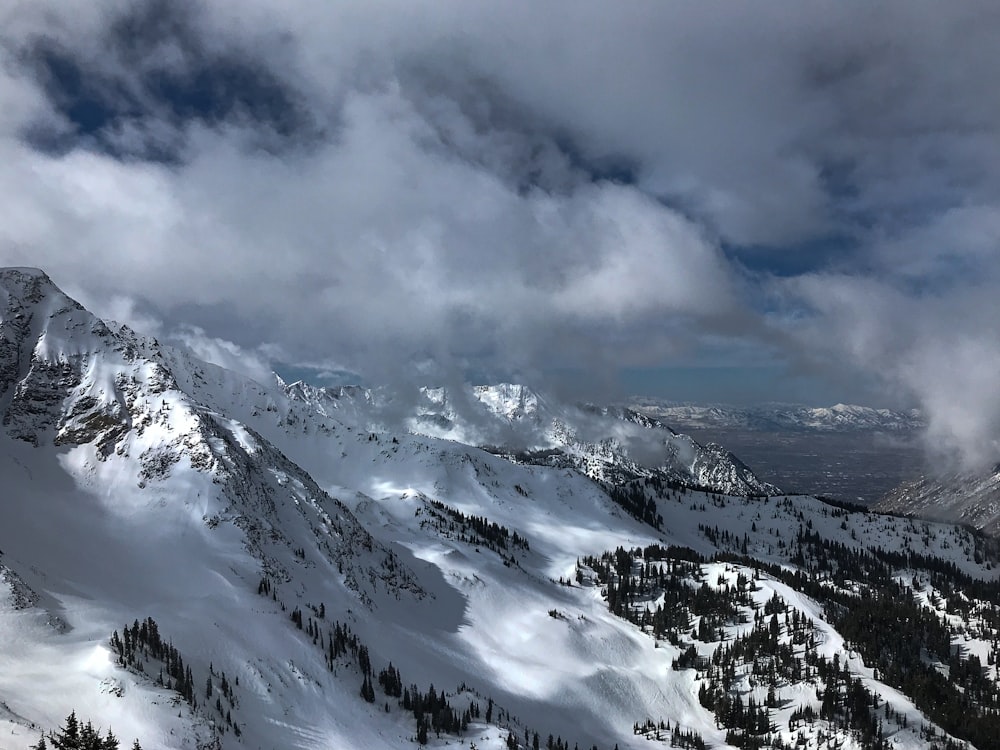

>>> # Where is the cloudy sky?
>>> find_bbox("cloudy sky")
[2,1,1000,466]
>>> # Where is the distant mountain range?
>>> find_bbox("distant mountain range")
[632,399,926,433]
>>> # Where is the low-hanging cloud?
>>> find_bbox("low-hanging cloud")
[2,0,1000,470]
[780,250,1000,471]
[0,10,742,388]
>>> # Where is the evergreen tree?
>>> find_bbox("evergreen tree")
[50,711,80,750]
[79,721,98,750]
[417,716,429,745]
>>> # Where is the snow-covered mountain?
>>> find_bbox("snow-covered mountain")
[4,267,1000,750]
[633,400,925,433]
[877,467,1000,536]
[280,379,780,497]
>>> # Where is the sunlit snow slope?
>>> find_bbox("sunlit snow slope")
[279,379,779,497]
[1,268,998,750]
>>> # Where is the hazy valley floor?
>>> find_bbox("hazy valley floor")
[686,430,926,505]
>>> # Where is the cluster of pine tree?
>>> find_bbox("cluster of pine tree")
[374,662,401,697]
[609,475,749,531]
[205,662,241,736]
[402,684,469,743]
[585,543,920,750]
[633,718,706,749]
[698,524,753,555]
[109,617,196,706]
[272,582,492,746]
[31,711,141,750]
[708,523,1000,750]
[606,484,663,529]
[423,500,530,562]
[256,575,274,597]
[580,545,751,644]
[261,570,618,750]
[814,654,887,747]
[786,528,1000,748]
[109,617,243,737]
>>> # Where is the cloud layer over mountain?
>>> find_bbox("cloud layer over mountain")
[2,0,999,468]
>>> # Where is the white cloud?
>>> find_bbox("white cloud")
[169,325,274,385]
[779,270,1000,470]
[3,0,1000,468]
[0,72,742,387]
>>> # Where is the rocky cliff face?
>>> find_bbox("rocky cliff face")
[0,268,423,605]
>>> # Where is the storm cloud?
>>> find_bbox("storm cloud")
[2,1,1000,468]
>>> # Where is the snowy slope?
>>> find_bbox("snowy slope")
[1,268,998,750]
[280,380,780,497]
[877,468,1000,536]
[0,268,433,749]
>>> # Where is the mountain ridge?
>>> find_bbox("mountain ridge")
[877,467,1000,536]
[633,399,925,433]
[3,267,1000,750]
[279,379,781,497]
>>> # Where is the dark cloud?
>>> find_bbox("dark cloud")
[14,0,319,161]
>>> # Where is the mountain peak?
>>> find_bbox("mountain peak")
[0,266,65,305]
[0,266,50,280]
[471,382,542,419]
